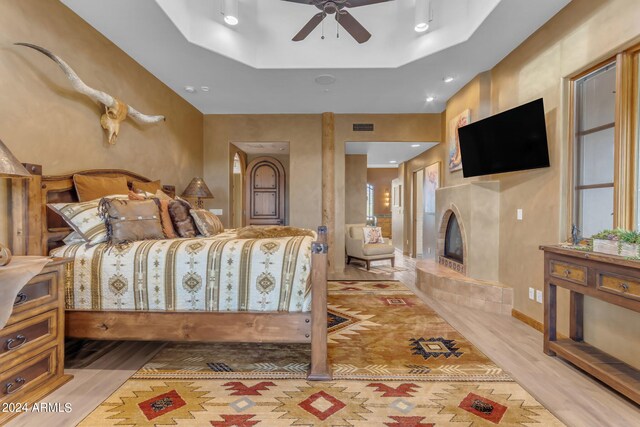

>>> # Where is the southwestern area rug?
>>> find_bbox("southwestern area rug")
[79,281,564,426]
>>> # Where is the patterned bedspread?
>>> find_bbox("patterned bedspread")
[50,231,314,313]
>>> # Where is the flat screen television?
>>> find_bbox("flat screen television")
[457,98,550,178]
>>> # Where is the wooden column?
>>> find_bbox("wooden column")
[322,112,335,272]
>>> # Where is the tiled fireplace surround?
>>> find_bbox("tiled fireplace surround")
[416,181,514,314]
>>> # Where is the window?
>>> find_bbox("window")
[366,183,374,221]
[569,44,640,237]
[572,62,617,237]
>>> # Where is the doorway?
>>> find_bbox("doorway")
[412,169,424,258]
[245,156,286,226]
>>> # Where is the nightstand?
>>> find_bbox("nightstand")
[0,257,73,424]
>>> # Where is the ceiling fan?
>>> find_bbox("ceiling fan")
[283,0,393,44]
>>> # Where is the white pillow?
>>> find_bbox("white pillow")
[363,226,384,244]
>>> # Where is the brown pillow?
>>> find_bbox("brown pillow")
[190,209,224,237]
[74,175,130,202]
[155,199,177,239]
[98,198,164,244]
[128,190,147,201]
[236,226,315,239]
[168,199,198,238]
[154,189,173,201]
[132,180,161,194]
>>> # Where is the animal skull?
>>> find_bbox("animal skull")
[16,43,165,144]
[100,98,128,144]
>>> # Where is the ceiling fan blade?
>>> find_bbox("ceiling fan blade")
[336,10,371,43]
[345,0,393,8]
[293,12,325,41]
[281,0,316,4]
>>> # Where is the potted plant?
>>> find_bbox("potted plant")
[591,229,640,257]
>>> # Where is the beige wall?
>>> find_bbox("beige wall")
[203,115,322,229]
[345,155,368,224]
[0,0,203,249]
[404,0,640,367]
[367,168,397,216]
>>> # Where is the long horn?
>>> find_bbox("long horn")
[127,106,165,124]
[15,42,115,107]
[17,43,166,124]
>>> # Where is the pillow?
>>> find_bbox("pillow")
[62,231,87,245]
[73,175,129,202]
[236,226,315,239]
[168,199,198,238]
[362,226,384,244]
[190,209,224,237]
[98,198,164,244]
[48,194,128,245]
[132,180,161,194]
[154,189,173,201]
[128,190,147,201]
[155,199,177,239]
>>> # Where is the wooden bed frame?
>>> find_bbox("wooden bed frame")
[20,165,331,380]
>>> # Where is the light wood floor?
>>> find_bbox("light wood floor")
[9,252,639,427]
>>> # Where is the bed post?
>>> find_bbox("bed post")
[308,225,331,380]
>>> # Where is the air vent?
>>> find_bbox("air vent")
[353,123,374,132]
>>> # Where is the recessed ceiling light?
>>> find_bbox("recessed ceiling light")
[414,23,429,33]
[200,86,210,92]
[184,86,196,93]
[315,74,336,85]
[443,76,454,83]
[389,160,398,164]
[223,0,239,25]
[411,144,421,148]
[224,15,238,25]
[426,96,435,102]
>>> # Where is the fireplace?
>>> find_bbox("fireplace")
[437,207,466,274]
[444,214,463,263]
[435,182,500,281]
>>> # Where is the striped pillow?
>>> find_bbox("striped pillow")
[48,194,128,246]
[190,209,224,237]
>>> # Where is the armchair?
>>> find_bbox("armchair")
[345,223,395,270]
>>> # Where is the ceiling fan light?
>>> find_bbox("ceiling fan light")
[223,0,239,26]
[414,0,431,33]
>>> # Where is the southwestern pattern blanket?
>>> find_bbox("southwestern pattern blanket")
[50,231,315,313]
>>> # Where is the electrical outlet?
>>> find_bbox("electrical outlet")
[517,209,523,221]
[528,287,535,300]
[209,209,223,215]
[536,289,543,304]
[427,247,432,254]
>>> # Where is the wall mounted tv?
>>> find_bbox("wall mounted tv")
[457,98,550,178]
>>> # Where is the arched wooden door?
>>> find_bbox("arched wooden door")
[245,157,286,226]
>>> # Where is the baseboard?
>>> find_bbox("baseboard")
[511,309,568,339]
[511,309,544,333]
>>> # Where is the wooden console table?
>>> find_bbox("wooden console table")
[540,245,640,404]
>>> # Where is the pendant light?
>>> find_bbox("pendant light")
[414,0,431,33]
[223,0,239,26]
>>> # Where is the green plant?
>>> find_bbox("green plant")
[591,228,640,243]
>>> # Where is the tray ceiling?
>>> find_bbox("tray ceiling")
[59,0,570,113]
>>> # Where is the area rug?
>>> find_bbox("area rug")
[355,265,408,274]
[79,281,564,426]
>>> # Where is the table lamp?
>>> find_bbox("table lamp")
[0,138,31,266]
[181,177,213,209]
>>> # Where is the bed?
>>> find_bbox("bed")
[21,167,330,380]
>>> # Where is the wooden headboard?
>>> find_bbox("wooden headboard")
[25,166,175,255]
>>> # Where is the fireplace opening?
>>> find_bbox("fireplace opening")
[444,214,464,263]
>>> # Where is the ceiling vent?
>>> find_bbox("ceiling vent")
[353,123,374,132]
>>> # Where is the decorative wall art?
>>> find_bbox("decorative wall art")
[16,43,165,144]
[448,109,471,172]
[424,161,440,214]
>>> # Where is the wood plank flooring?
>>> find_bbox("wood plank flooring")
[8,252,639,426]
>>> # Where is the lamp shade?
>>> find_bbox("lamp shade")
[181,177,214,199]
[0,138,30,178]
